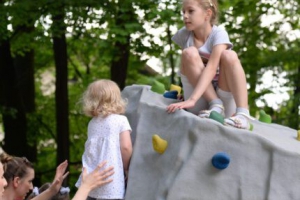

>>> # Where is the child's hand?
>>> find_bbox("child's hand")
[166,98,195,113]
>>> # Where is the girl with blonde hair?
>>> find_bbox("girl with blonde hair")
[167,0,253,130]
[76,79,132,200]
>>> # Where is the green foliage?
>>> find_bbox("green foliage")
[1,0,299,194]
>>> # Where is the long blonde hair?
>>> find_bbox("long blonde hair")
[80,79,126,117]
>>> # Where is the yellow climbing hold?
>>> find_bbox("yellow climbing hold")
[297,130,300,141]
[170,84,182,95]
[152,134,168,154]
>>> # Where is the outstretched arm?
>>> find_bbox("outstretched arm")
[72,161,114,200]
[32,160,69,200]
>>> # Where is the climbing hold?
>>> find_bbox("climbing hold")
[297,130,300,141]
[211,152,230,170]
[209,111,224,124]
[249,123,254,131]
[258,110,272,124]
[163,90,178,99]
[152,134,168,154]
[170,84,182,95]
[151,81,165,94]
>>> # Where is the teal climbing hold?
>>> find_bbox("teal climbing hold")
[209,111,224,124]
[212,152,230,170]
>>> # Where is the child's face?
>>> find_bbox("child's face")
[182,0,208,31]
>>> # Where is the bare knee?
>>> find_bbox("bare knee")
[181,47,204,75]
[182,46,199,61]
[220,50,239,67]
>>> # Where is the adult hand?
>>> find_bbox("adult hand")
[166,98,196,113]
[49,160,69,194]
[72,161,114,200]
[81,161,114,190]
[32,160,69,200]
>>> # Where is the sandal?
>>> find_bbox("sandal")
[198,104,225,118]
[224,112,255,131]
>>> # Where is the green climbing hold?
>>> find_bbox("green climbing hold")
[209,111,224,124]
[151,80,165,94]
[258,110,272,124]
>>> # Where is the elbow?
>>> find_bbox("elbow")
[122,145,133,154]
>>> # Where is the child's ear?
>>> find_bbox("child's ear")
[206,8,212,18]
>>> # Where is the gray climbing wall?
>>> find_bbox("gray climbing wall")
[122,85,300,200]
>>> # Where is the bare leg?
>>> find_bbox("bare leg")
[218,50,248,108]
[181,46,218,102]
[180,46,224,116]
[219,50,252,129]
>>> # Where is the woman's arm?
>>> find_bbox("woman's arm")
[72,161,114,200]
[32,160,69,200]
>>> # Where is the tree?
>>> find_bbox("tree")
[50,1,70,167]
[0,0,30,157]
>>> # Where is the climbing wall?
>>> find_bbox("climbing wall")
[122,85,300,200]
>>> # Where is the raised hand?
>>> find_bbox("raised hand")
[49,160,69,194]
[81,161,114,190]
[72,161,114,200]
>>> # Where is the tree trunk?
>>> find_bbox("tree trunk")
[14,49,35,113]
[110,3,133,89]
[111,37,130,90]
[0,40,28,157]
[51,5,70,168]
[0,0,30,157]
[167,25,175,84]
[291,64,300,129]
[13,45,36,162]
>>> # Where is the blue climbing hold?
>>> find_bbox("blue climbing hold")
[211,152,230,170]
[163,90,178,99]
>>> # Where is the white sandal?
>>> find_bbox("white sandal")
[198,104,225,118]
[224,112,255,130]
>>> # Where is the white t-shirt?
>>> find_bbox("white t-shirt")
[172,25,233,65]
[75,114,132,199]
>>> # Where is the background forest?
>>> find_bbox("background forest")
[0,0,299,193]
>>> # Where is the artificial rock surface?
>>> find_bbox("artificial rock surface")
[122,85,300,200]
